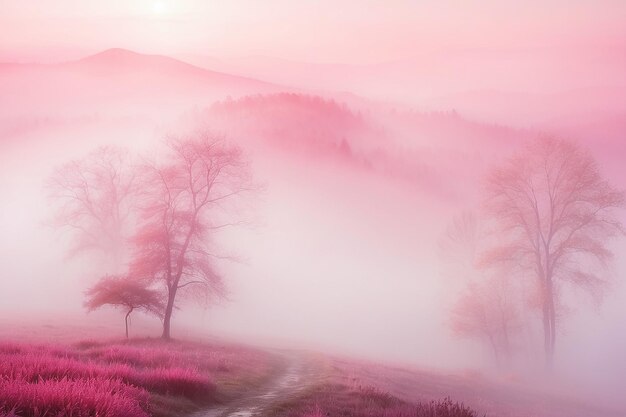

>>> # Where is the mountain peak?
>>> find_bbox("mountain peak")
[73,48,193,74]
[56,47,281,92]
[80,48,145,64]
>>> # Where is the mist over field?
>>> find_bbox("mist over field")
[1,2,626,417]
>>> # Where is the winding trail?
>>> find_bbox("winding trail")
[191,351,320,417]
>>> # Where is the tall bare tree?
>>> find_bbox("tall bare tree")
[438,211,484,285]
[47,146,137,270]
[130,132,253,340]
[482,137,624,367]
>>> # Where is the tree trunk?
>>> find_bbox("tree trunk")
[543,280,556,369]
[162,313,171,340]
[162,216,196,340]
[542,298,551,369]
[548,282,556,365]
[162,285,178,340]
[488,335,500,368]
[501,318,511,363]
[125,307,133,339]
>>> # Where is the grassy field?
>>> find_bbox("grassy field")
[0,338,273,417]
[0,334,484,417]
[1,320,618,417]
[266,383,480,417]
[311,356,626,417]
[261,357,481,417]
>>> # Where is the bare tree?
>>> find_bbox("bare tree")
[85,275,163,338]
[482,137,624,367]
[47,147,137,270]
[438,211,482,283]
[440,212,521,365]
[449,275,520,366]
[129,132,253,340]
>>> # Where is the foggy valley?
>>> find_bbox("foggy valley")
[1,2,626,417]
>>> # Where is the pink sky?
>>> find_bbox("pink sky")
[2,0,626,64]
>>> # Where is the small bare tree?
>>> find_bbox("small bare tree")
[482,137,624,367]
[47,147,137,270]
[440,212,521,365]
[85,275,163,338]
[129,132,253,340]
[449,275,520,366]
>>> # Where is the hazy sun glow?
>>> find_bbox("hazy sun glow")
[151,1,166,15]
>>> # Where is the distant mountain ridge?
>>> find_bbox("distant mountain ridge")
[0,48,287,124]
[66,48,280,89]
[1,47,621,189]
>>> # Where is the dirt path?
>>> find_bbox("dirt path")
[191,351,320,417]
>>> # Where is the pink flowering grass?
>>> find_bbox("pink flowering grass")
[82,339,267,376]
[0,378,149,417]
[0,350,214,398]
[0,340,237,417]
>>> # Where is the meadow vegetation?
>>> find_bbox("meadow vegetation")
[266,376,480,417]
[0,338,272,417]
